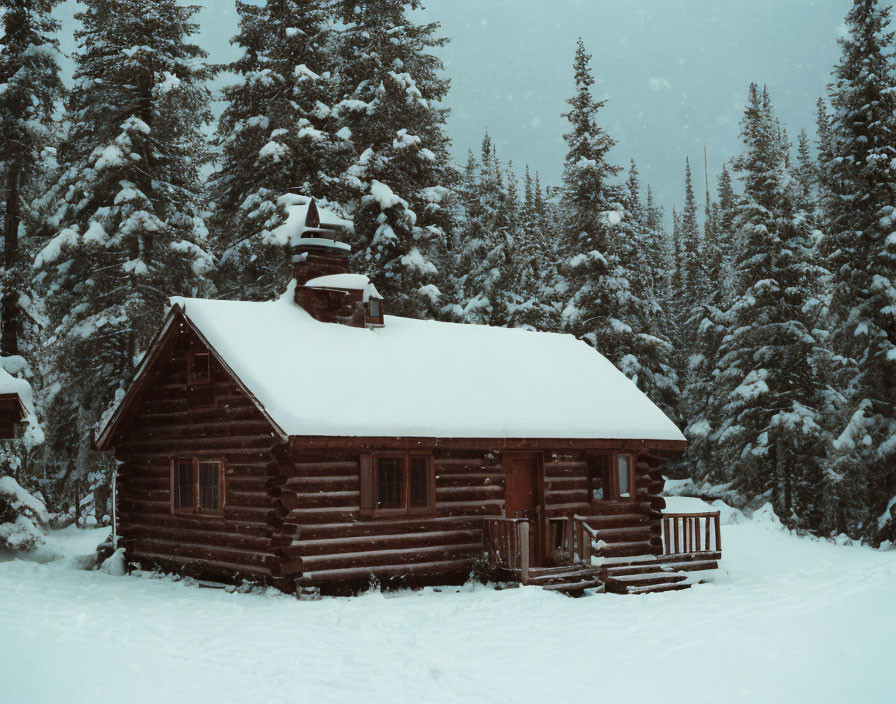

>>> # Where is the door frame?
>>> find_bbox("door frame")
[502,451,547,566]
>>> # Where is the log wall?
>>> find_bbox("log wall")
[113,326,297,590]
[284,450,503,589]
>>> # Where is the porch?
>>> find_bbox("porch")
[483,510,722,594]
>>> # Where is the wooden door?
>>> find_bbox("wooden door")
[503,453,543,565]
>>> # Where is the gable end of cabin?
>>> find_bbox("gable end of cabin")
[110,312,301,588]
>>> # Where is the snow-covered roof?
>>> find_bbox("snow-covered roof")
[0,365,34,417]
[152,290,684,442]
[304,274,383,302]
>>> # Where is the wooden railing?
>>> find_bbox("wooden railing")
[546,515,599,565]
[662,512,721,555]
[483,518,531,584]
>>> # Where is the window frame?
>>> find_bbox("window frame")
[187,342,216,408]
[171,457,195,514]
[365,298,385,327]
[360,452,435,518]
[590,451,636,502]
[170,457,225,515]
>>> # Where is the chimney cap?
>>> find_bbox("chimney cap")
[273,193,354,251]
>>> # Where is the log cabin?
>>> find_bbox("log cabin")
[96,196,722,596]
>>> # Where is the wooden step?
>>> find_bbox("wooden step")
[625,581,692,595]
[656,551,721,564]
[605,574,692,594]
[605,559,718,577]
[591,526,654,542]
[527,568,596,585]
[542,578,603,592]
[593,540,662,558]
[583,513,649,529]
[528,564,591,576]
[608,571,688,585]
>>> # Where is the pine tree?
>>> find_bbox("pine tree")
[679,159,705,300]
[822,0,896,540]
[714,84,828,524]
[510,165,558,331]
[210,0,346,300]
[615,161,679,416]
[678,158,725,482]
[670,206,683,306]
[0,0,63,358]
[559,39,628,360]
[335,0,453,319]
[0,0,61,499]
[793,129,818,215]
[458,134,518,326]
[33,0,214,511]
[714,165,738,298]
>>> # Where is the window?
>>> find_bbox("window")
[617,454,632,498]
[171,458,224,514]
[360,453,434,517]
[590,454,611,500]
[589,452,635,501]
[187,343,215,408]
[366,298,384,327]
[199,462,220,511]
[376,457,403,509]
[173,460,193,511]
[409,456,431,508]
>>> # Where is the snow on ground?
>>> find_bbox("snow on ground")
[1,505,895,704]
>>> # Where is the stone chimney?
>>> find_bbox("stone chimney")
[286,197,384,329]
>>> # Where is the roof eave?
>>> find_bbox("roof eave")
[288,435,687,453]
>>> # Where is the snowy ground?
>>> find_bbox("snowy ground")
[2,501,895,704]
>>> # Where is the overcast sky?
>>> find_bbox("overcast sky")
[55,0,854,218]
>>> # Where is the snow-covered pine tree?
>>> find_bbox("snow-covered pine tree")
[713,165,737,298]
[0,0,63,358]
[793,129,818,217]
[210,0,348,300]
[617,160,679,417]
[457,134,519,326]
[559,39,628,359]
[33,0,214,513]
[0,0,61,498]
[715,84,828,525]
[679,159,706,302]
[676,158,725,482]
[509,165,561,331]
[335,0,453,319]
[821,0,896,541]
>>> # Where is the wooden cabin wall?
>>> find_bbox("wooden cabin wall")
[283,450,505,588]
[283,447,673,590]
[542,450,669,559]
[114,329,298,589]
[543,453,591,517]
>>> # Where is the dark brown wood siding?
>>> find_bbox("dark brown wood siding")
[283,447,672,589]
[114,327,297,588]
[281,450,503,586]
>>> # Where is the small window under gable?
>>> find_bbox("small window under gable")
[187,342,215,408]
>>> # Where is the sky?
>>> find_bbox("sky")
[54,0,855,218]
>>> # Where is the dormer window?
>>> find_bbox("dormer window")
[366,298,384,327]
